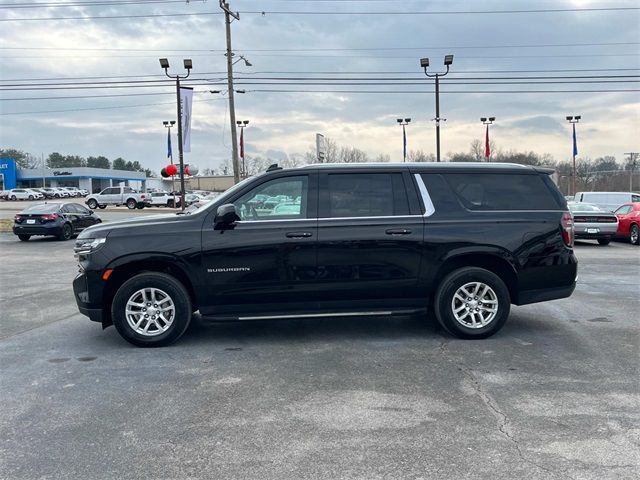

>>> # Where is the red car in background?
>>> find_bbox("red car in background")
[614,203,640,245]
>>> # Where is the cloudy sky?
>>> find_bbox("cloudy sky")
[1,0,639,173]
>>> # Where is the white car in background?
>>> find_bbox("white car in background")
[52,187,71,198]
[7,189,41,200]
[148,191,182,208]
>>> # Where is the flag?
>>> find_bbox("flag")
[485,124,490,159]
[167,129,173,161]
[240,127,244,159]
[572,123,578,157]
[403,125,407,160]
[179,87,193,153]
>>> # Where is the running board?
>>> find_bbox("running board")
[200,309,425,322]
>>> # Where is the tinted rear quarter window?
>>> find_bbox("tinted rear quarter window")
[443,173,560,210]
[324,173,409,217]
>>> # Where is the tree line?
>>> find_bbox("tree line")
[0,148,155,177]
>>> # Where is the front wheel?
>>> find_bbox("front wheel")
[630,224,640,245]
[28,195,34,200]
[87,199,98,209]
[18,234,30,241]
[597,237,611,246]
[111,272,192,347]
[126,199,137,209]
[433,267,510,339]
[10,195,16,201]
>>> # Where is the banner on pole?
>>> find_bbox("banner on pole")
[180,87,194,153]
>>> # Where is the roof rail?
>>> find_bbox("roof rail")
[266,163,282,172]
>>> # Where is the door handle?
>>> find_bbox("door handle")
[286,231,313,238]
[385,228,412,235]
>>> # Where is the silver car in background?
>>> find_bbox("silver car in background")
[568,202,618,245]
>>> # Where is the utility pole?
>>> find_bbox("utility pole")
[220,1,241,184]
[625,152,639,192]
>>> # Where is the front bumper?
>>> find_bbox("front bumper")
[73,272,103,323]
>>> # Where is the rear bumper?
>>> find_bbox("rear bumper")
[515,281,576,306]
[574,222,617,238]
[12,223,63,236]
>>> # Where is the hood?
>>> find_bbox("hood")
[78,211,206,239]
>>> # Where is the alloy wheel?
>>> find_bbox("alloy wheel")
[125,287,175,336]
[451,281,499,328]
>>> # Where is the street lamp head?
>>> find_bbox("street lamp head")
[420,57,430,68]
[397,118,403,123]
[405,118,411,123]
[480,117,487,122]
[575,115,581,121]
[236,89,246,94]
[489,117,495,122]
[170,120,176,126]
[163,121,169,126]
[236,121,242,126]
[209,90,221,94]
[159,58,170,69]
[243,120,249,125]
[183,59,193,70]
[566,115,573,121]
[243,57,252,67]
[444,54,454,66]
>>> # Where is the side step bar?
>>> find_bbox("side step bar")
[200,309,426,322]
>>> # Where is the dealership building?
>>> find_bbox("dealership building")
[0,158,146,193]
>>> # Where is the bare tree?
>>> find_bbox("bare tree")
[407,149,435,162]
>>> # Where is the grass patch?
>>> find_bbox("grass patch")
[0,219,13,232]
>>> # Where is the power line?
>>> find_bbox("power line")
[1,6,637,21]
[0,0,200,8]
[2,41,638,51]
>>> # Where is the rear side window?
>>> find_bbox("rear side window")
[323,173,409,218]
[633,195,640,203]
[443,173,560,211]
[607,193,630,205]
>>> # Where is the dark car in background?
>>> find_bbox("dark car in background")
[568,202,618,245]
[13,203,101,241]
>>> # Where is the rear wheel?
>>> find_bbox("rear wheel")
[597,237,611,246]
[111,272,192,347]
[98,205,106,209]
[434,267,510,339]
[28,195,34,200]
[87,199,98,209]
[631,224,640,245]
[18,234,30,241]
[136,203,144,209]
[167,200,175,208]
[10,195,16,201]
[126,199,137,209]
[58,223,73,241]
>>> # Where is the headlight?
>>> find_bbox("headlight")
[74,237,106,256]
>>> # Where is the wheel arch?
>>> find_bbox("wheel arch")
[100,256,198,327]
[432,252,518,303]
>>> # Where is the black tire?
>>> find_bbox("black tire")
[28,195,34,200]
[18,234,30,241]
[136,203,144,210]
[111,272,192,347]
[87,199,98,209]
[10,195,16,201]
[167,200,175,208]
[98,205,106,209]
[126,198,137,209]
[631,224,640,246]
[434,267,510,339]
[597,237,611,246]
[58,222,73,241]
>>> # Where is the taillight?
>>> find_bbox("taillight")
[14,214,23,223]
[41,214,58,221]
[561,212,574,247]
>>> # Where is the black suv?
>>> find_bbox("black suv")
[73,163,577,347]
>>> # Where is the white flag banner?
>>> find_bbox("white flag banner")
[180,86,193,153]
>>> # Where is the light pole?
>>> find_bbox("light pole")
[163,120,176,193]
[421,54,453,162]
[396,118,411,162]
[236,120,249,176]
[160,58,192,211]
[566,115,581,196]
[480,117,495,161]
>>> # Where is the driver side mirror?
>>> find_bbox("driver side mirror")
[214,204,240,228]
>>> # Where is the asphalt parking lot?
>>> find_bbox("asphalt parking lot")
[0,228,638,480]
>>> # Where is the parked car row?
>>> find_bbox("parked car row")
[1,187,88,200]
[12,202,102,241]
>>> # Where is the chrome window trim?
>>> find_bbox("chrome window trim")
[238,215,424,224]
[414,174,436,217]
